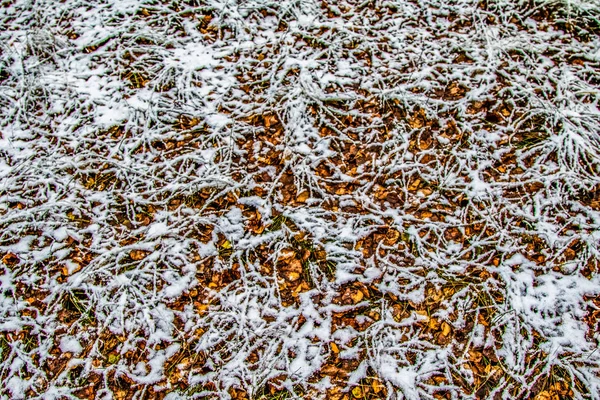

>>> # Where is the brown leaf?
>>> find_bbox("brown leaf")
[287,259,303,273]
[292,281,310,296]
[417,188,433,197]
[322,364,347,377]
[264,114,278,129]
[469,350,483,363]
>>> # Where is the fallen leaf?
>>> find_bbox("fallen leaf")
[288,259,303,273]
[264,114,278,128]
[372,380,384,394]
[428,317,440,330]
[278,249,296,261]
[330,342,339,353]
[417,188,433,196]
[296,191,309,203]
[2,253,19,265]
[287,271,300,281]
[350,290,364,304]
[408,179,421,191]
[351,387,363,398]
[292,281,310,297]
[534,391,552,400]
[384,229,400,245]
[129,250,148,261]
[415,310,429,321]
[441,322,451,336]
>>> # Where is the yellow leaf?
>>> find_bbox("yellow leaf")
[287,271,300,281]
[372,380,384,394]
[195,303,209,314]
[428,317,440,330]
[441,322,451,336]
[417,188,433,197]
[330,342,339,353]
[350,290,364,304]
[408,179,421,191]
[221,240,232,249]
[296,191,309,203]
[351,387,363,398]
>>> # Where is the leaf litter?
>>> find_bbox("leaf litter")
[1,0,600,398]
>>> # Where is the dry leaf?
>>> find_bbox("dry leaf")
[384,229,400,245]
[441,322,451,336]
[288,259,303,273]
[415,309,429,321]
[61,263,82,276]
[372,380,384,394]
[2,253,19,265]
[264,114,278,128]
[417,188,433,197]
[350,290,364,304]
[477,314,489,326]
[194,302,209,314]
[278,249,296,261]
[428,317,440,330]
[330,342,339,353]
[469,350,483,363]
[129,250,148,261]
[287,271,300,282]
[296,191,309,203]
[292,281,310,297]
[351,387,363,398]
[534,391,552,400]
[408,179,421,191]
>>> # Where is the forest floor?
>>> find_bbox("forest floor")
[2,0,600,399]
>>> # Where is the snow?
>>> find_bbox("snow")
[59,336,83,355]
[1,0,600,398]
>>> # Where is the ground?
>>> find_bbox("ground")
[1,0,600,399]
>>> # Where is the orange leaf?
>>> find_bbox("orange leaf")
[350,290,364,304]
[129,250,148,261]
[286,271,300,282]
[330,342,339,353]
[372,380,384,394]
[296,191,309,203]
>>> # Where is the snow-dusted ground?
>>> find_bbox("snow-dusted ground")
[1,0,600,398]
